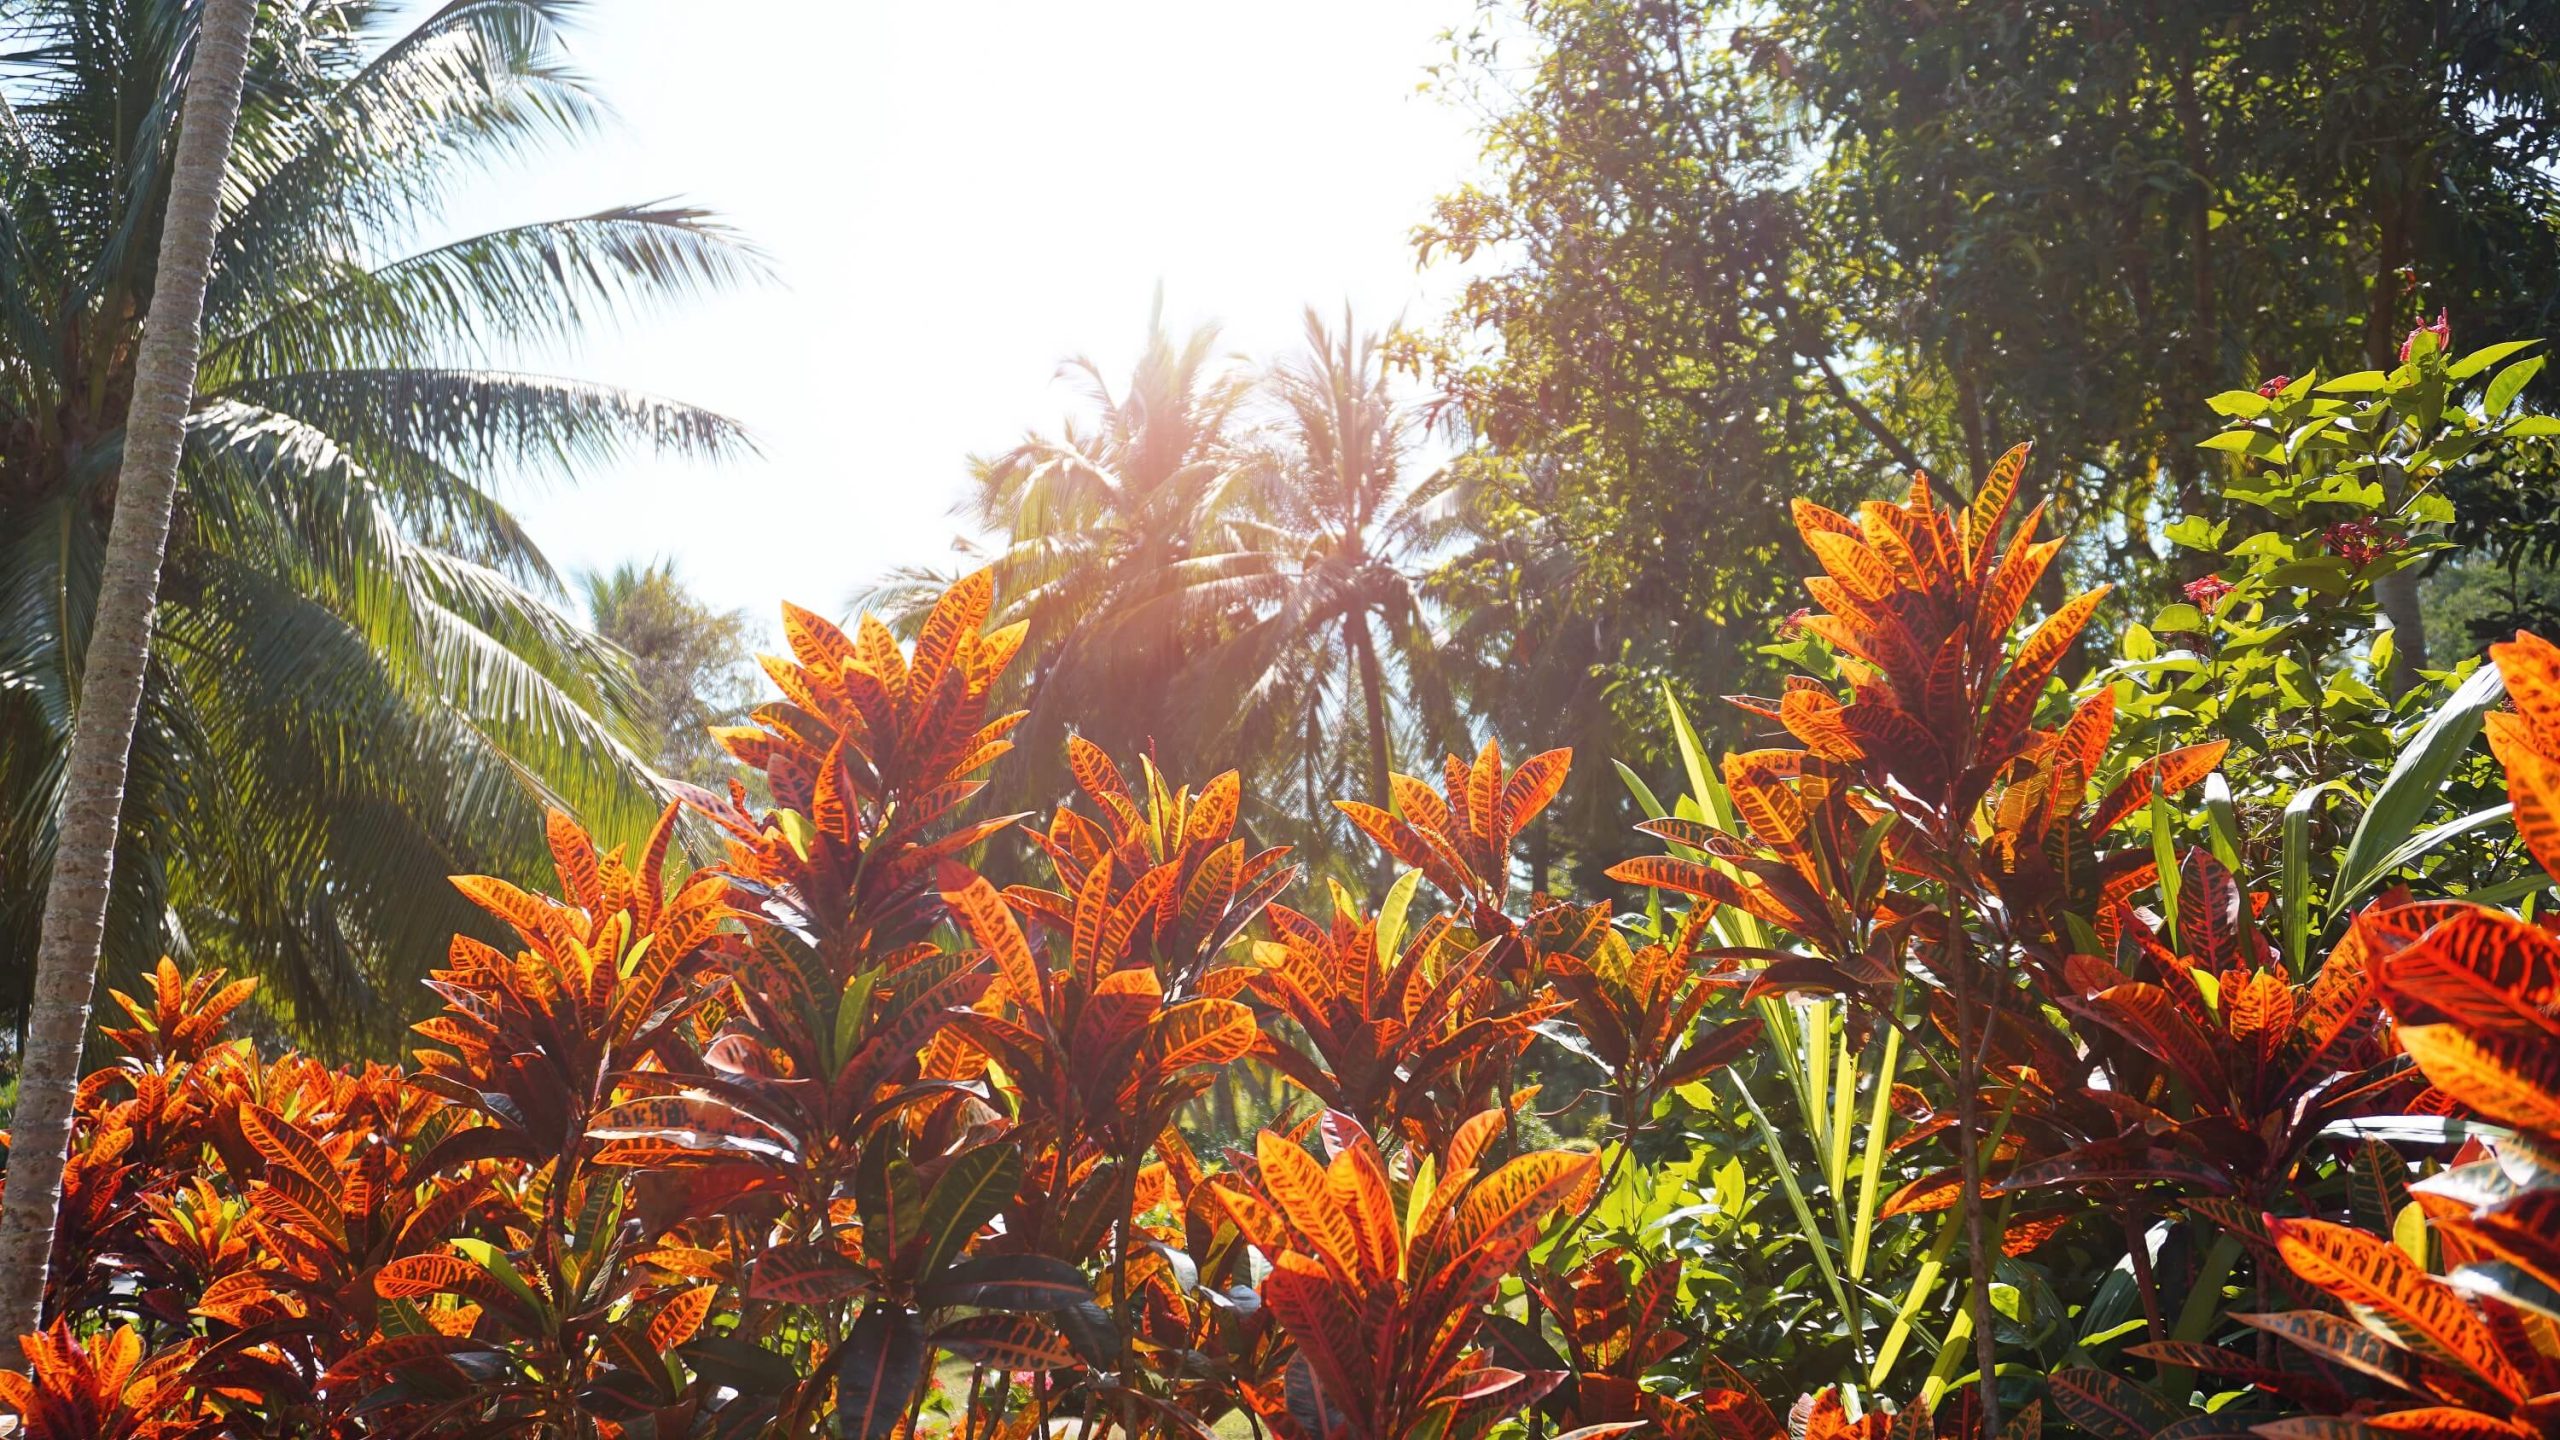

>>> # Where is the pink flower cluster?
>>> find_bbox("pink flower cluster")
[2182,574,2233,612]
[2324,518,2405,568]
[2256,375,2292,399]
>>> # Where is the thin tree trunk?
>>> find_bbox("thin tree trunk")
[1812,348,1928,479]
[2169,48,2216,391]
[1954,935,2003,1440]
[1769,286,1928,479]
[2364,146,2433,692]
[2375,568,2429,696]
[1940,868,2004,1438]
[1956,362,1991,486]
[2361,160,2415,378]
[2366,233,2431,693]
[0,0,258,1344]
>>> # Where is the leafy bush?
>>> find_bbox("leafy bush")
[5,342,2556,1440]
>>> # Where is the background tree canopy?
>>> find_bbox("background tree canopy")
[1408,0,2560,882]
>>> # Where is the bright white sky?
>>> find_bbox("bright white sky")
[440,1,1486,629]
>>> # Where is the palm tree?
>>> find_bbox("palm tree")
[1169,308,1460,816]
[868,307,1456,864]
[582,560,758,790]
[0,0,758,1053]
[867,296,1253,803]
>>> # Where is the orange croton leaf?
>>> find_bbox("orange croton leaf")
[2265,1216,2531,1403]
[2395,1024,2560,1143]
[2488,631,2560,883]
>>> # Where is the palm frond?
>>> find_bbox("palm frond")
[210,203,768,377]
[0,0,751,1046]
[215,0,604,310]
[221,367,754,476]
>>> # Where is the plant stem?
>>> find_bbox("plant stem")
[2123,1210,2165,1340]
[1948,896,2003,1439]
[1112,1149,1144,1439]
[906,1343,936,1439]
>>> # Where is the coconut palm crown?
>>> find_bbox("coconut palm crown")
[0,0,761,1047]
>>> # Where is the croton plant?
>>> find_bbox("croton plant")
[4,407,2556,1440]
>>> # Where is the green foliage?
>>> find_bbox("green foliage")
[2113,337,2557,952]
[1767,0,2560,538]
[1414,0,1891,780]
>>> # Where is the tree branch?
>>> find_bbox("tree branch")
[1810,346,1929,478]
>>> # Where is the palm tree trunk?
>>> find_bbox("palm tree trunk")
[0,0,258,1344]
[1347,612,1393,808]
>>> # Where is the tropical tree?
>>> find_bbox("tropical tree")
[1173,307,1461,821]
[581,560,758,790]
[0,0,757,1050]
[875,308,1462,873]
[1418,0,2560,752]
[869,297,1252,805]
[1429,456,1629,895]
[0,0,258,1351]
[1770,0,2560,676]
[1408,0,1896,887]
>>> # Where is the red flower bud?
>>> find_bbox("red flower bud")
[2399,309,2450,364]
